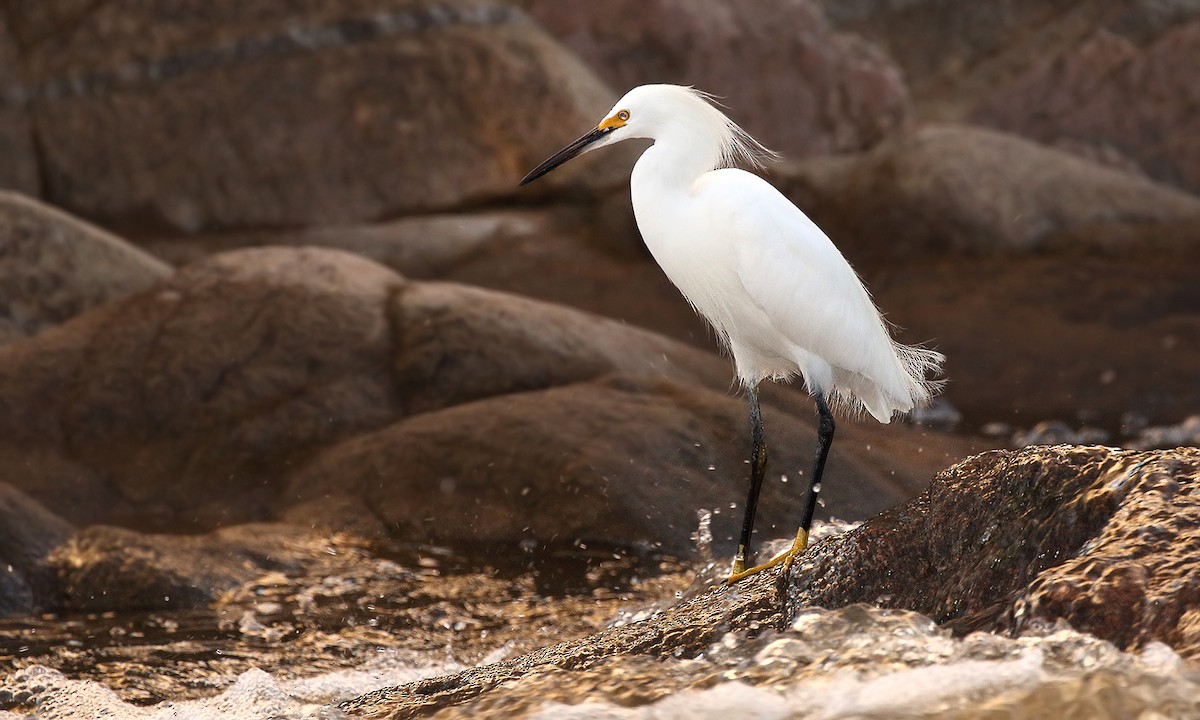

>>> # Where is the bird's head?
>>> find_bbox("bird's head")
[519,85,773,186]
[518,86,654,186]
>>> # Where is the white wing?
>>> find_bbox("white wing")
[696,169,939,419]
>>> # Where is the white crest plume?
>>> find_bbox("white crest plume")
[688,88,780,171]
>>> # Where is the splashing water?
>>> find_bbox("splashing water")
[2,528,1198,719]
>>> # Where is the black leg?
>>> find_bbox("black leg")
[727,391,836,583]
[732,384,767,575]
[798,394,836,537]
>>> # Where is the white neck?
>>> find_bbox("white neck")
[632,124,725,191]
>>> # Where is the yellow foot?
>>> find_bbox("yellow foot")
[725,528,809,585]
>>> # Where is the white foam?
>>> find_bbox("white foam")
[3,616,1197,719]
[524,653,1046,720]
[1,653,458,720]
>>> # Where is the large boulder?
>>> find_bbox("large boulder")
[0,245,977,549]
[0,191,172,345]
[971,23,1200,195]
[7,0,624,233]
[0,15,38,195]
[772,125,1200,429]
[775,124,1200,257]
[0,247,404,529]
[517,0,909,159]
[787,446,1200,660]
[139,206,707,349]
[285,278,976,554]
[282,374,954,556]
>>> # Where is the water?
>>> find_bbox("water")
[2,527,1198,719]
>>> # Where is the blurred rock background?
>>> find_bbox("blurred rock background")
[0,0,1197,565]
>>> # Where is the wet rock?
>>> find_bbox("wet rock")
[49,523,339,613]
[0,483,75,616]
[972,23,1200,194]
[1012,421,1110,448]
[0,191,172,345]
[8,0,622,232]
[790,446,1200,656]
[0,246,403,529]
[0,16,38,195]
[517,0,909,158]
[341,445,1200,717]
[1128,415,1200,451]
[908,398,962,432]
[775,124,1200,258]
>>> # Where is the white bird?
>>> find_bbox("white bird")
[521,84,943,583]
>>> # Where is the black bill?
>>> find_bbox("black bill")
[519,126,611,186]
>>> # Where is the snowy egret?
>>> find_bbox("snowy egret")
[521,85,943,583]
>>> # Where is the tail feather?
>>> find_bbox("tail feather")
[830,342,945,423]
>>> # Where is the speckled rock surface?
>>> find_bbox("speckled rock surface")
[788,445,1200,661]
[0,191,172,345]
[517,0,909,159]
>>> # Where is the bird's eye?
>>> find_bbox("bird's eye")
[617,110,630,121]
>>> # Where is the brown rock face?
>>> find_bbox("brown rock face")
[517,0,909,159]
[972,23,1200,195]
[389,281,725,414]
[867,252,1200,431]
[7,0,622,233]
[0,191,172,345]
[284,375,940,556]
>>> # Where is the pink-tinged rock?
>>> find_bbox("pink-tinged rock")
[972,23,1200,194]
[517,0,910,158]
